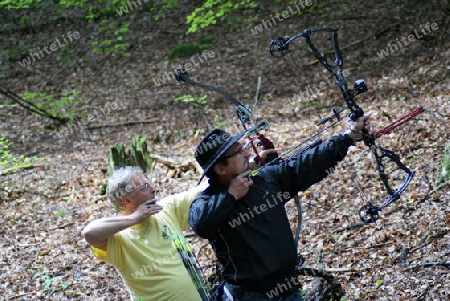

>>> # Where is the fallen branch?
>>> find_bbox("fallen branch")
[8,292,32,300]
[406,260,450,271]
[332,222,365,234]
[0,164,42,176]
[410,228,450,254]
[151,153,202,174]
[86,118,159,130]
[49,222,74,231]
[337,242,390,253]
[414,283,431,301]
[325,267,368,273]
[422,260,450,268]
[0,86,67,123]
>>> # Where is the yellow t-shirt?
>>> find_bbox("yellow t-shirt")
[91,184,207,301]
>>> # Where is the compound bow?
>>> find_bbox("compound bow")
[175,28,423,225]
[269,28,424,223]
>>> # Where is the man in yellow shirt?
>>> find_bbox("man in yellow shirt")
[82,166,207,301]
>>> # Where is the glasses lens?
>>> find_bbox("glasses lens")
[138,183,149,191]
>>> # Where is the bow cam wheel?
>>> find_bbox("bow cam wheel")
[270,37,289,58]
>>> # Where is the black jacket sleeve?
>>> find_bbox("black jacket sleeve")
[188,189,236,238]
[267,133,354,197]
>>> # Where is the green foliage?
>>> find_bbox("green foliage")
[174,94,209,107]
[55,210,66,217]
[198,36,215,45]
[58,44,72,64]
[173,94,223,126]
[436,143,450,185]
[168,36,215,60]
[185,0,323,33]
[244,13,259,29]
[92,21,130,57]
[0,0,132,57]
[4,45,26,61]
[84,5,119,20]
[0,0,41,9]
[310,3,328,17]
[152,0,179,20]
[214,115,225,127]
[186,0,255,33]
[32,271,70,295]
[21,90,90,121]
[168,43,201,60]
[0,137,47,176]
[19,15,34,26]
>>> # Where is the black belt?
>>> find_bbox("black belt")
[225,278,301,299]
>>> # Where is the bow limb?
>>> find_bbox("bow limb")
[175,68,253,126]
[175,68,282,166]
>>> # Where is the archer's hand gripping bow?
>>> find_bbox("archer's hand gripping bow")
[270,28,423,223]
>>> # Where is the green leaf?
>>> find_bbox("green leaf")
[376,279,383,286]
[55,210,66,217]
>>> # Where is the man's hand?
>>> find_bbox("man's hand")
[228,170,253,200]
[250,149,278,169]
[346,113,372,142]
[131,201,163,224]
[82,202,162,250]
[260,149,278,161]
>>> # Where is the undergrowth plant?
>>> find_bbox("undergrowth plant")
[91,21,130,57]
[21,90,91,122]
[168,36,215,60]
[0,137,47,177]
[173,94,224,127]
[436,142,450,185]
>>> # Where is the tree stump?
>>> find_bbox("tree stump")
[107,136,154,176]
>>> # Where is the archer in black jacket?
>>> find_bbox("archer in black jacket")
[188,116,370,301]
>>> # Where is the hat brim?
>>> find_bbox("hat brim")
[198,130,247,183]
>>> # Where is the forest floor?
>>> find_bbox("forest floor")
[0,0,449,300]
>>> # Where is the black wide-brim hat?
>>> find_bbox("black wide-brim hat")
[195,128,247,183]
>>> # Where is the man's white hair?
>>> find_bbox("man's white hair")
[108,166,143,212]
